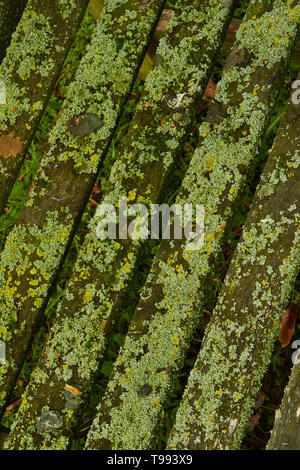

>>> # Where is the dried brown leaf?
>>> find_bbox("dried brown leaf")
[248,411,262,431]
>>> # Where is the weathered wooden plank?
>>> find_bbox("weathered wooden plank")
[168,72,300,450]
[0,0,90,215]
[0,1,27,63]
[84,0,300,450]
[4,0,236,451]
[0,0,166,420]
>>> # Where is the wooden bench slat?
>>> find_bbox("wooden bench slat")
[4,0,236,451]
[0,0,90,215]
[167,71,300,450]
[83,0,300,450]
[0,1,27,63]
[0,0,166,420]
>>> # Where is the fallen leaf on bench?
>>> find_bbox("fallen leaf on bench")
[279,305,296,348]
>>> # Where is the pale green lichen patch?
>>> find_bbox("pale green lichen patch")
[58,0,77,19]
[84,0,300,450]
